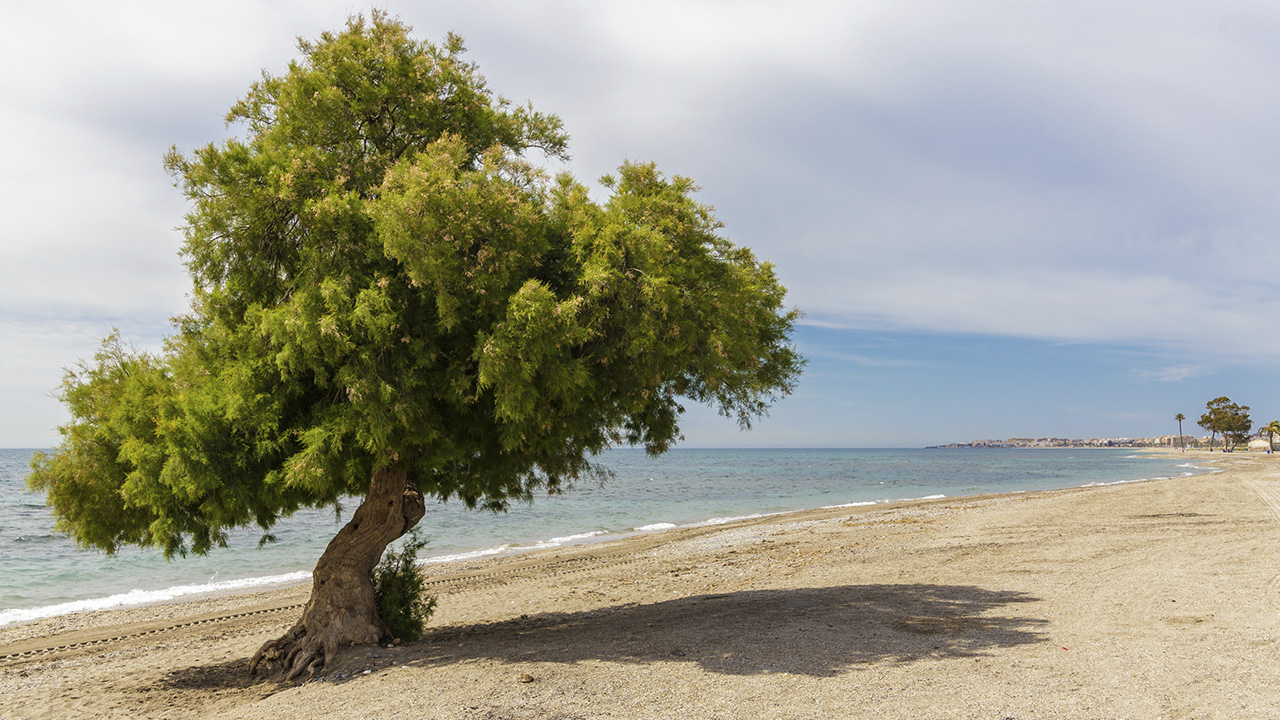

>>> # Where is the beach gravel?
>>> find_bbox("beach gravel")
[2,452,1279,718]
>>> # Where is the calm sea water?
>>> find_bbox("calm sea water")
[0,447,1210,626]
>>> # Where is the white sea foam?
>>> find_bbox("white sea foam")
[1178,462,1222,473]
[697,513,768,526]
[0,570,312,628]
[635,522,678,532]
[420,531,610,564]
[421,544,512,565]
[1,530,610,625]
[1079,464,1217,487]
[1080,476,1159,487]
[522,531,608,550]
[800,493,948,511]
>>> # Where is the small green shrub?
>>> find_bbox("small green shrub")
[371,530,437,642]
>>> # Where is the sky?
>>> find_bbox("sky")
[2,0,1279,448]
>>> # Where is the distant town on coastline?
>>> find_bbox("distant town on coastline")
[929,436,1256,449]
[934,396,1277,451]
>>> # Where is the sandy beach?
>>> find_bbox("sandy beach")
[3,451,1279,719]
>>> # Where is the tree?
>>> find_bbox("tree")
[1198,397,1252,451]
[1197,402,1220,451]
[1198,398,1227,451]
[1220,403,1253,451]
[1260,420,1280,453]
[1174,413,1186,452]
[27,14,804,679]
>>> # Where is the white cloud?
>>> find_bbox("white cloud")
[794,264,1280,360]
[809,349,930,369]
[6,0,1280,446]
[1133,365,1213,383]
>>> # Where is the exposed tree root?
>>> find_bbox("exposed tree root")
[250,610,384,680]
[251,626,326,681]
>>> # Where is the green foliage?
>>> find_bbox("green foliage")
[371,530,436,642]
[1198,396,1252,450]
[1259,420,1280,452]
[29,12,804,558]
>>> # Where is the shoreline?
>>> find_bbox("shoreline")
[0,448,1214,630]
[5,450,1278,718]
[0,486,1028,647]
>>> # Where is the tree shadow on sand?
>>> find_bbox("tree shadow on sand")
[152,583,1046,689]
[155,655,272,692]
[391,583,1046,678]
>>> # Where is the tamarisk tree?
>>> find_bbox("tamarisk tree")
[27,14,803,679]
[1198,396,1252,451]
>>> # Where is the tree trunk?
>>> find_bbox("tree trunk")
[250,465,426,679]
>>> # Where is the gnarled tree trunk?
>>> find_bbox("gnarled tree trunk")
[251,465,426,679]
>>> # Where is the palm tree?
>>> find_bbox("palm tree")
[1260,420,1280,453]
[1175,413,1186,452]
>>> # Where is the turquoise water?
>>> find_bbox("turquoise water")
[0,447,1210,626]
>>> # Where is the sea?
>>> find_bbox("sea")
[0,447,1212,628]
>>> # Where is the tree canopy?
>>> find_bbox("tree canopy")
[28,13,804,677]
[1259,420,1280,453]
[1198,396,1252,451]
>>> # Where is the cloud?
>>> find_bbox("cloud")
[793,262,1280,361]
[812,351,930,369]
[459,0,1280,365]
[1132,365,1213,383]
[6,0,1280,447]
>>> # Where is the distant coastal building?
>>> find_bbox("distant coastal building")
[928,435,1207,449]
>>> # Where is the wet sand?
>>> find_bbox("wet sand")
[2,451,1278,719]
